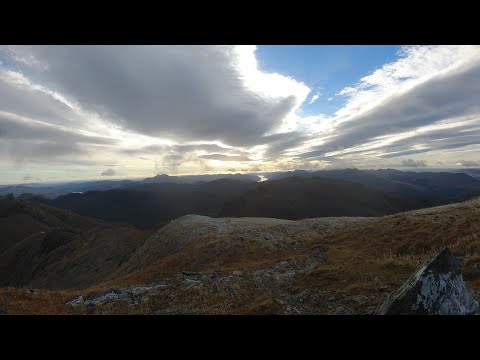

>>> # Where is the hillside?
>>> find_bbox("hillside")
[266,168,480,200]
[103,197,480,314]
[0,195,149,289]
[1,195,479,314]
[27,179,258,229]
[220,177,434,219]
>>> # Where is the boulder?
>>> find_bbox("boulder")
[373,248,479,315]
[66,295,84,307]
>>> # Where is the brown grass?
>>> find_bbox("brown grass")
[1,198,480,314]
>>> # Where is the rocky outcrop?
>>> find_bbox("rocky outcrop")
[373,248,479,315]
[66,284,168,308]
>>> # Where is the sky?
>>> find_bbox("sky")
[1,45,480,184]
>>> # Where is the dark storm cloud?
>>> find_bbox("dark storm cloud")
[0,112,117,163]
[5,46,300,147]
[0,139,88,163]
[0,113,117,145]
[260,132,315,160]
[101,168,116,176]
[400,159,428,168]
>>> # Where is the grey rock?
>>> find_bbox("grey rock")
[67,295,84,307]
[153,284,168,290]
[0,309,7,315]
[182,271,200,277]
[232,270,243,276]
[213,276,234,285]
[373,248,479,315]
[298,289,311,299]
[185,278,203,289]
[352,295,368,303]
[84,288,122,306]
[376,285,390,292]
[334,306,346,315]
[128,286,152,296]
[26,288,39,294]
[227,285,239,295]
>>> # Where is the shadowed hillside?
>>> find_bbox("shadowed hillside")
[0,195,149,289]
[220,177,435,219]
[27,179,258,229]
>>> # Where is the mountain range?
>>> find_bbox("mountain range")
[18,169,480,229]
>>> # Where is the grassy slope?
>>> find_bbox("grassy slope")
[1,198,479,314]
[0,196,150,290]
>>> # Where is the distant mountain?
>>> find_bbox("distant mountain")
[461,169,480,179]
[0,185,63,198]
[0,179,137,198]
[25,170,480,228]
[220,177,434,219]
[263,168,480,200]
[264,169,311,181]
[142,173,260,184]
[142,174,185,184]
[365,169,480,198]
[0,195,148,289]
[312,168,420,195]
[29,179,258,229]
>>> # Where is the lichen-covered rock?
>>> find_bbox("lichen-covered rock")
[67,295,84,307]
[373,248,479,315]
[84,288,121,307]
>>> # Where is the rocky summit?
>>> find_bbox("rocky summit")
[373,248,479,315]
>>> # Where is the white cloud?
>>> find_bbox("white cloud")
[309,93,320,104]
[456,160,479,167]
[297,45,480,168]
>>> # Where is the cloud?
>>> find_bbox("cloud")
[400,159,427,168]
[198,154,251,162]
[309,94,320,104]
[101,168,116,176]
[22,175,41,181]
[296,46,480,165]
[456,160,479,167]
[3,46,309,148]
[249,165,263,172]
[3,45,480,182]
[336,87,357,96]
